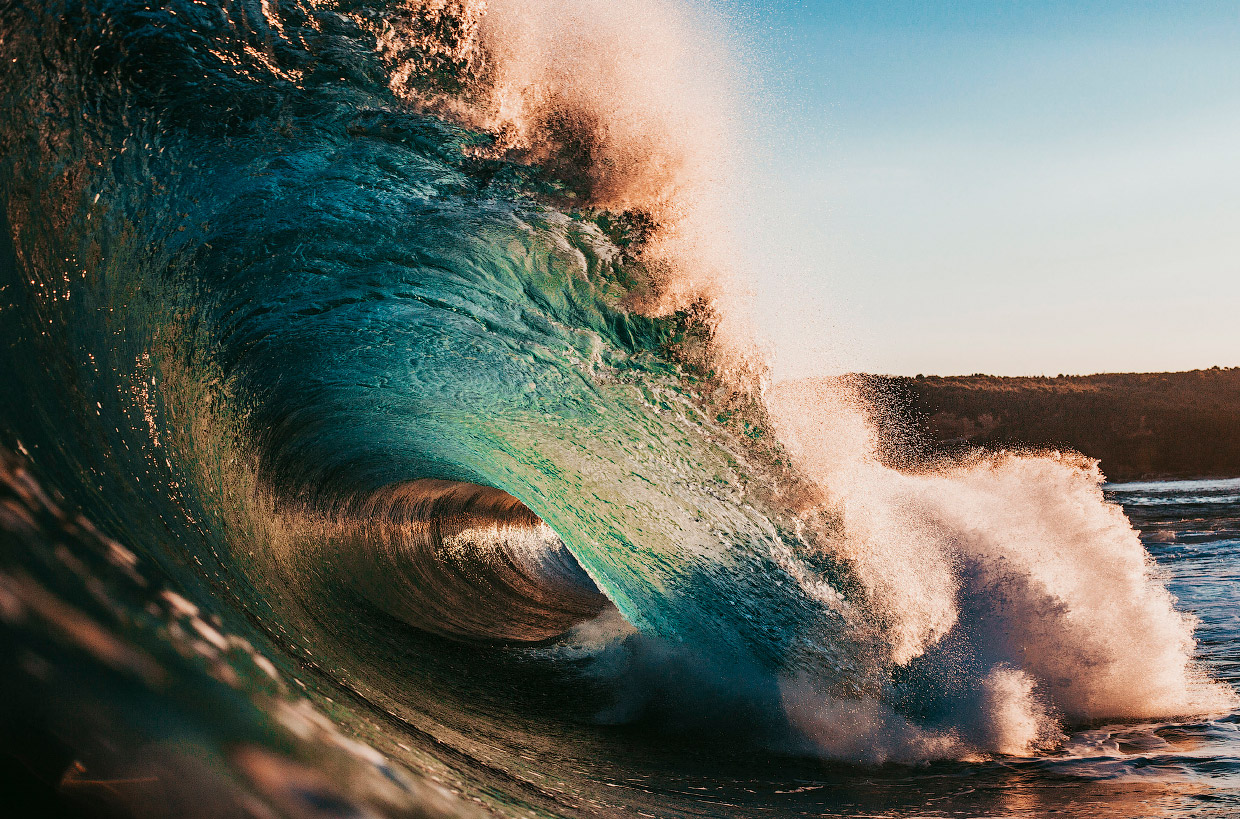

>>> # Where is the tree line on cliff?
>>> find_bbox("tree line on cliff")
[843,368,1240,482]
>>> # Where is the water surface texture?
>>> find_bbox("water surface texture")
[1,3,1236,817]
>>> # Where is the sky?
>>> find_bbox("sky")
[730,1,1240,378]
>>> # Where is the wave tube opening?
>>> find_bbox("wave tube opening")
[311,480,610,644]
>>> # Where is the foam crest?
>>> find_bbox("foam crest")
[769,378,1237,758]
[768,380,960,667]
[376,0,756,360]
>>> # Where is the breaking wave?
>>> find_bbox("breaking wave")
[0,1,1232,816]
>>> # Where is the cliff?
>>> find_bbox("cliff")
[852,368,1240,482]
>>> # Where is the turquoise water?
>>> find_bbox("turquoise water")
[1,2,1236,817]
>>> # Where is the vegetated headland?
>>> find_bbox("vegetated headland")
[852,367,1240,483]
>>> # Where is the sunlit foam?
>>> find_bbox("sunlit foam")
[767,376,1237,759]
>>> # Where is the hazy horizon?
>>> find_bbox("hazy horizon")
[781,364,1240,383]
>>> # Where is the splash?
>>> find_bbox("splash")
[372,0,758,360]
[767,377,1236,758]
[0,6,1235,819]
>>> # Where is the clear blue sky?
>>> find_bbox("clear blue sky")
[730,1,1240,378]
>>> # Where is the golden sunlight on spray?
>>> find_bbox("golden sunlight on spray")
[371,0,757,367]
[768,377,1237,758]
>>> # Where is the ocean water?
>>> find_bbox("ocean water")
[1,2,1236,817]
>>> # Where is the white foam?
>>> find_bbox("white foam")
[377,0,760,371]
[768,377,1237,759]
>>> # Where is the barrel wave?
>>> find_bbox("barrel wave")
[1,2,1235,818]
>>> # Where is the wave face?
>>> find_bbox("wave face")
[0,2,1234,817]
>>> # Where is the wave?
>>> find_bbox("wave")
[279,479,608,642]
[0,1,1234,816]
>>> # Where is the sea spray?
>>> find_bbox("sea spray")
[767,377,1236,758]
[372,0,762,365]
[0,4,1236,818]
